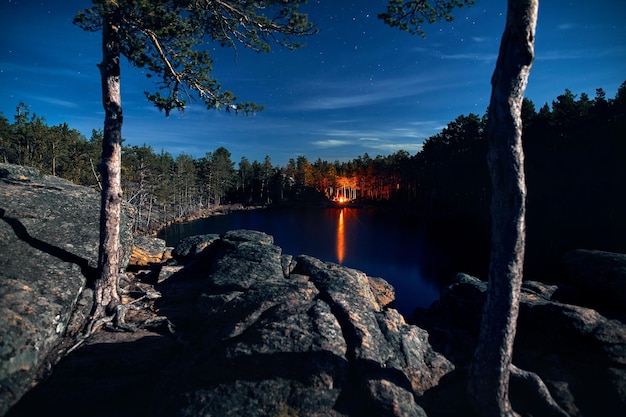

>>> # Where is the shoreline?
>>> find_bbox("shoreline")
[140,203,266,238]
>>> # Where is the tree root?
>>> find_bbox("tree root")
[65,298,175,355]
[510,364,570,417]
[66,304,132,354]
[64,272,176,356]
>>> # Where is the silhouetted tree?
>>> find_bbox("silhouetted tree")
[0,114,13,163]
[256,155,275,204]
[123,144,158,230]
[295,154,313,188]
[237,156,254,203]
[201,147,235,205]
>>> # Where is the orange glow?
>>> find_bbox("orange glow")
[336,209,345,263]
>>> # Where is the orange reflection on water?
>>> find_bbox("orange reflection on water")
[336,208,345,263]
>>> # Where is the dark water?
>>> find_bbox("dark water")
[161,207,452,317]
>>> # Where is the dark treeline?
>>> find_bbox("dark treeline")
[2,82,625,278]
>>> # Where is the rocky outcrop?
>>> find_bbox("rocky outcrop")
[415,273,626,417]
[7,229,453,417]
[4,164,625,416]
[152,230,452,417]
[0,164,134,415]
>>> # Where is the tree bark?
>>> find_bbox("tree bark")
[94,16,124,319]
[467,1,538,416]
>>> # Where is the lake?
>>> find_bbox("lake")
[160,207,453,317]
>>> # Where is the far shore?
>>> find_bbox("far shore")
[144,203,265,238]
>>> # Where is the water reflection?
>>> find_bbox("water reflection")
[336,209,345,263]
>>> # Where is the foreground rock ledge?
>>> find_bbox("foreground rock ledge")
[155,230,454,417]
[5,228,453,417]
[0,164,133,416]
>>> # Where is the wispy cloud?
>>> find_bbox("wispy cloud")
[0,61,91,80]
[323,129,371,138]
[37,96,80,108]
[392,128,420,138]
[310,124,431,156]
[312,139,352,148]
[293,74,463,111]
[557,23,575,30]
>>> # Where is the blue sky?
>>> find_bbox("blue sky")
[1,0,625,166]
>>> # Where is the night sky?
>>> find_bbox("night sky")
[1,0,625,166]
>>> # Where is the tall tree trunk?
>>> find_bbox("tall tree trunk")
[94,16,124,319]
[467,1,538,416]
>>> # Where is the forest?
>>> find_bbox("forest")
[1,81,625,278]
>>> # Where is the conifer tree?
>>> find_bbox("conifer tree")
[74,0,314,325]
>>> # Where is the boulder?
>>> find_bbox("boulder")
[171,233,220,259]
[515,285,626,417]
[151,231,452,417]
[416,273,626,417]
[0,164,134,415]
[129,236,172,267]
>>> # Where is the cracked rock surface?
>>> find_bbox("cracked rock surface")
[7,228,452,417]
[0,164,134,416]
[153,230,453,417]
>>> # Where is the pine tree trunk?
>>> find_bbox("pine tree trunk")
[467,1,538,416]
[94,16,124,318]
